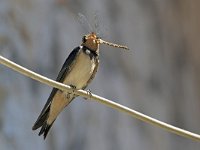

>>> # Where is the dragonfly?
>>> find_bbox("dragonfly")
[32,13,129,139]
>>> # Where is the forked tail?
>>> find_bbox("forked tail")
[32,106,54,139]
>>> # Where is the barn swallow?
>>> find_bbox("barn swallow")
[32,32,129,139]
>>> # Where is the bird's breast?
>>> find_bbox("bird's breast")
[63,50,97,89]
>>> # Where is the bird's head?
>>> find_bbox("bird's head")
[81,32,129,52]
[81,32,100,52]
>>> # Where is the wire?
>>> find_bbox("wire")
[0,55,200,141]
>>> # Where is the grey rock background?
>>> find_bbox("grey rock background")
[0,0,200,150]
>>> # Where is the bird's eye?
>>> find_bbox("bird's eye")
[82,35,87,43]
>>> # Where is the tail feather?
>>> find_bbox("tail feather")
[32,110,49,130]
[38,121,54,139]
[32,105,54,139]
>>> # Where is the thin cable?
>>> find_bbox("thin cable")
[0,55,200,141]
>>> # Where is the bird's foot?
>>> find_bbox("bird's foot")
[84,89,92,100]
[66,85,76,99]
[70,85,76,93]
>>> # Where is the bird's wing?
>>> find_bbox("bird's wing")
[32,46,81,130]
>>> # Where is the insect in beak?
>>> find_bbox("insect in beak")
[98,39,129,50]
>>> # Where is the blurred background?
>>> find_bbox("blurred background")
[0,0,200,150]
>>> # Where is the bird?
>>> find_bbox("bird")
[32,32,129,139]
